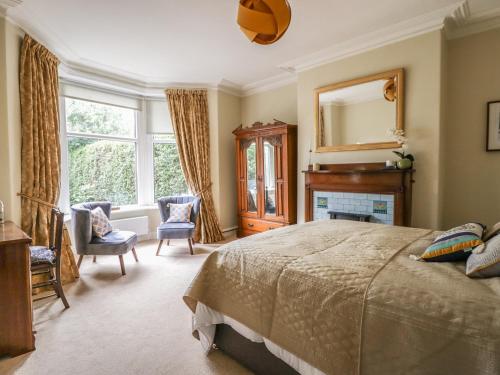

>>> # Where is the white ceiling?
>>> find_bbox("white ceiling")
[3,0,500,94]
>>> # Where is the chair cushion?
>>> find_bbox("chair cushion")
[167,202,193,223]
[87,230,137,255]
[30,246,55,266]
[157,222,195,240]
[91,206,113,238]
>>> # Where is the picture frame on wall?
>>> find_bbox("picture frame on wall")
[487,101,500,151]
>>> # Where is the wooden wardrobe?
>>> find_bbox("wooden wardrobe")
[233,120,297,237]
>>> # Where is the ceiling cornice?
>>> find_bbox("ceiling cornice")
[58,62,243,98]
[7,0,500,98]
[446,4,500,39]
[241,72,297,97]
[278,2,463,74]
[0,0,22,15]
[0,0,22,8]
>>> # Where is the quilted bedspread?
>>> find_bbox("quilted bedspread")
[183,220,500,375]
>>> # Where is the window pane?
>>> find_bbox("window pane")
[153,142,188,201]
[65,98,136,138]
[68,137,137,206]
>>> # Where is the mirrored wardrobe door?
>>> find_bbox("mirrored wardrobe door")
[242,138,258,213]
[262,135,283,217]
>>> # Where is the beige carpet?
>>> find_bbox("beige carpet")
[0,239,252,375]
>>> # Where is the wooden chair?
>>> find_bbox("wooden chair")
[30,207,69,309]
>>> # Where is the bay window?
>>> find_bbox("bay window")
[59,84,187,211]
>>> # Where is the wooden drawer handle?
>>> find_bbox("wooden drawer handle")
[247,223,254,228]
[268,227,274,230]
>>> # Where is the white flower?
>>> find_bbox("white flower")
[388,128,407,145]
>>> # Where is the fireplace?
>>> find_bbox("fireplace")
[313,191,395,224]
[303,163,414,226]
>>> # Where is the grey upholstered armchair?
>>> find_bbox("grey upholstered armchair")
[156,196,201,256]
[71,202,138,276]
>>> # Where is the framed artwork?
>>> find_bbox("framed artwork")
[487,101,500,151]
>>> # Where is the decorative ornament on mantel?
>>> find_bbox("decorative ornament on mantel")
[388,128,414,170]
[237,0,291,45]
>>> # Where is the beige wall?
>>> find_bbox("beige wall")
[0,16,23,224]
[208,89,240,232]
[298,31,444,229]
[443,28,500,228]
[241,83,297,126]
[239,32,444,229]
[217,91,240,230]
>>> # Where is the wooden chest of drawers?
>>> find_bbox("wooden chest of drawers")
[0,222,35,357]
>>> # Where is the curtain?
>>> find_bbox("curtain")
[319,106,325,147]
[19,35,79,287]
[165,89,224,243]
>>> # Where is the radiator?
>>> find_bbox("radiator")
[110,216,149,236]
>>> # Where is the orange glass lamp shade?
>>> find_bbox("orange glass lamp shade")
[383,77,397,102]
[237,0,291,45]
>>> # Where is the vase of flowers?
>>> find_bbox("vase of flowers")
[388,129,414,169]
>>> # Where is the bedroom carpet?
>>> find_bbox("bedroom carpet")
[0,239,252,375]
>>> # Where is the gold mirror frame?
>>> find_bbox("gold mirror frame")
[314,68,404,152]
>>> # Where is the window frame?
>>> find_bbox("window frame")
[152,134,189,201]
[59,95,151,211]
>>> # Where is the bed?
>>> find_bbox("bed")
[183,220,500,375]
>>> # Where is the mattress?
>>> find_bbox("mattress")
[193,302,326,375]
[184,219,500,375]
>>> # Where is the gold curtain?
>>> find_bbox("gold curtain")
[319,106,325,147]
[19,35,79,287]
[165,89,224,243]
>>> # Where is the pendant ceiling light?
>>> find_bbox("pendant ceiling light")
[237,0,291,45]
[383,78,397,102]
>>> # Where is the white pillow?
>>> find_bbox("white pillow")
[484,222,500,242]
[466,234,500,278]
[91,207,113,238]
[167,202,193,223]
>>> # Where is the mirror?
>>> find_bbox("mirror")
[314,68,404,152]
[246,140,257,213]
[263,139,276,215]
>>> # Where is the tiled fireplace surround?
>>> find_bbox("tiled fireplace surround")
[304,162,414,227]
[313,191,395,225]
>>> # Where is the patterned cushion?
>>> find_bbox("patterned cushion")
[91,206,113,238]
[166,202,193,223]
[466,234,500,277]
[420,223,484,262]
[30,246,55,265]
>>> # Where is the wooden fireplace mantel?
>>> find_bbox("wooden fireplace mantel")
[303,162,414,226]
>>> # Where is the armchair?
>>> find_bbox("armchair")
[156,196,201,255]
[71,202,138,276]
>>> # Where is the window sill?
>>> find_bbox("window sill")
[64,204,159,223]
[111,204,158,214]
